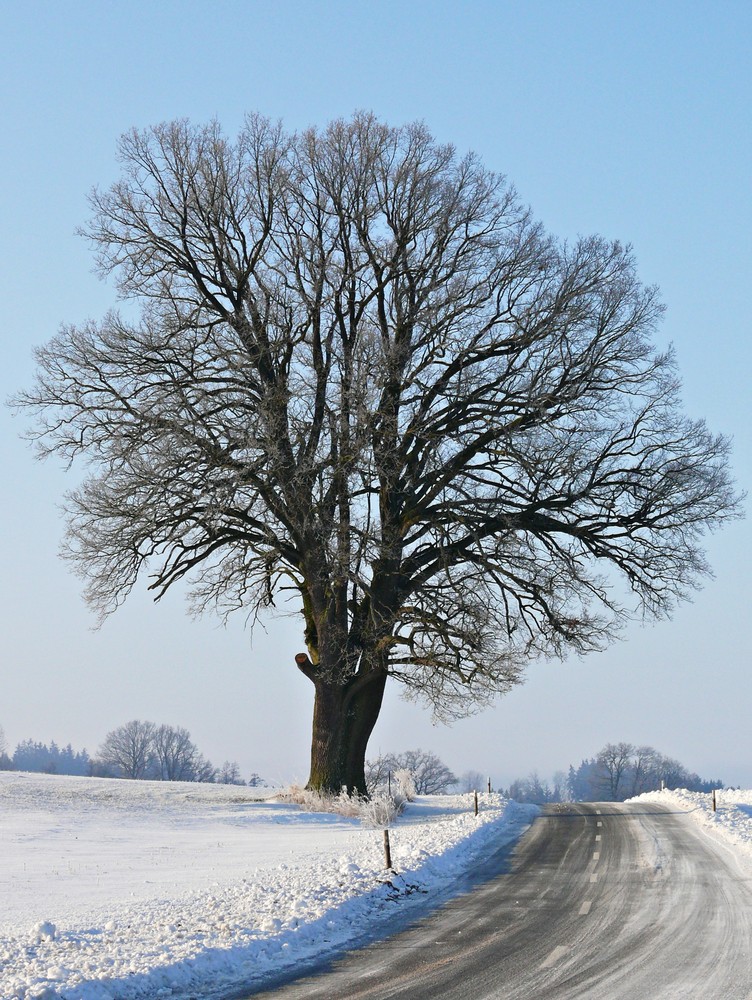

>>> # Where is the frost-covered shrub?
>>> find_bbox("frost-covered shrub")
[278,784,408,826]
[359,793,401,828]
[393,768,417,802]
[277,784,363,817]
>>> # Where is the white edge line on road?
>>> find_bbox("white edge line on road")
[590,873,598,883]
[579,900,593,915]
[595,834,601,841]
[593,852,600,860]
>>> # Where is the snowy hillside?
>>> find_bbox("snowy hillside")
[0,772,536,1000]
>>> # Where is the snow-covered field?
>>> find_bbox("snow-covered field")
[629,786,752,866]
[0,772,537,1000]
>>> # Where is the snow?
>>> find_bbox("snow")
[0,772,537,1000]
[629,786,752,866]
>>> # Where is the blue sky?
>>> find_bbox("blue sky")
[2,1,750,788]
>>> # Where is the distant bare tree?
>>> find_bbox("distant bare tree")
[366,748,456,795]
[552,770,568,801]
[569,745,722,800]
[153,724,200,781]
[400,749,458,794]
[98,719,216,781]
[629,745,660,796]
[98,720,157,779]
[191,754,217,783]
[653,753,690,789]
[457,770,487,793]
[216,760,245,785]
[15,112,742,795]
[597,742,635,800]
[508,771,562,804]
[364,754,394,795]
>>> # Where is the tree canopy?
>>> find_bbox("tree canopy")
[15,113,741,793]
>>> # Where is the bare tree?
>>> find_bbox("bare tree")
[98,720,157,779]
[14,113,742,794]
[629,744,659,796]
[153,724,200,781]
[397,749,458,794]
[653,753,690,790]
[190,753,217,783]
[98,719,215,781]
[216,760,245,785]
[596,742,635,800]
[552,770,568,802]
[457,770,487,794]
[507,771,564,804]
[366,749,457,795]
[364,754,394,795]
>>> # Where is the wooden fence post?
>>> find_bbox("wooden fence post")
[712,789,717,812]
[383,829,392,870]
[474,790,479,816]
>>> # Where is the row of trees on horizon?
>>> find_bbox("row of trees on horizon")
[0,725,464,796]
[362,742,725,803]
[1,724,724,801]
[0,722,264,787]
[505,742,723,804]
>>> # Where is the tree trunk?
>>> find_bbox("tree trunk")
[297,654,388,796]
[342,667,388,795]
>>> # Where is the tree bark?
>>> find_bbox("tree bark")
[297,653,388,796]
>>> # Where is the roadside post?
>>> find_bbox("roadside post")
[383,829,392,869]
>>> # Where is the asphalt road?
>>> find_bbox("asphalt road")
[239,802,752,999]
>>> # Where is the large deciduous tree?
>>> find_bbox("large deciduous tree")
[15,114,741,794]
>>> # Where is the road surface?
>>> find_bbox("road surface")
[238,802,752,999]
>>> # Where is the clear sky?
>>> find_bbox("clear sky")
[2,0,750,789]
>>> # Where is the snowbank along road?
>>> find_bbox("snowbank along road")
[244,802,752,1000]
[0,776,535,999]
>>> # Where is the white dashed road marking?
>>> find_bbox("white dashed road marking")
[540,945,569,969]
